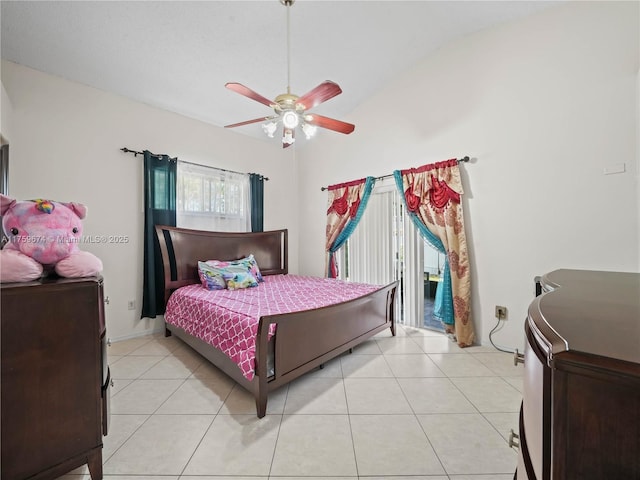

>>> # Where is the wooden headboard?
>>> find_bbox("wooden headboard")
[155,225,288,303]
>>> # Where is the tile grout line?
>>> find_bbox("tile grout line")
[176,408,217,478]
[341,362,361,479]
[266,385,289,477]
[380,334,450,477]
[105,337,206,474]
[103,340,178,471]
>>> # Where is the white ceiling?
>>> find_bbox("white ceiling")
[1,0,559,142]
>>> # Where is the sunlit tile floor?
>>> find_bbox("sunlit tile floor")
[64,325,523,480]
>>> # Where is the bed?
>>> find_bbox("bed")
[155,225,398,417]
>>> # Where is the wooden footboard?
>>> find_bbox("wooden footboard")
[155,224,398,417]
[166,280,397,417]
[253,280,398,416]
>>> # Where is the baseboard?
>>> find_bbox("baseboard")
[106,319,166,343]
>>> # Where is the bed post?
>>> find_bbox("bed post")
[389,285,397,336]
[254,317,271,418]
[256,387,268,418]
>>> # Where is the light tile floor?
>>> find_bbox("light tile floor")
[65,325,523,480]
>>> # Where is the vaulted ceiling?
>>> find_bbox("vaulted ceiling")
[1,1,559,142]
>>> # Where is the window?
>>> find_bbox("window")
[176,162,250,232]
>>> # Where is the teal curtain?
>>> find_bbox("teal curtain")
[249,173,264,232]
[327,176,376,278]
[432,258,453,324]
[142,150,177,318]
[394,170,454,326]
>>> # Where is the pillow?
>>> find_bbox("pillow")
[198,261,226,290]
[239,254,264,282]
[206,254,264,283]
[224,266,259,290]
[198,261,259,291]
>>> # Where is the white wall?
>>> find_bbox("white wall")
[298,1,640,350]
[2,61,298,340]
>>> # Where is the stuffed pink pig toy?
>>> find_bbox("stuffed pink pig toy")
[1,195,103,282]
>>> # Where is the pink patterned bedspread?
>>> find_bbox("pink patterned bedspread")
[164,274,383,380]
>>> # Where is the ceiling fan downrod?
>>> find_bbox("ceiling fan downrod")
[281,0,294,95]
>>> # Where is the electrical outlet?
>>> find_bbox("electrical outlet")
[127,300,136,311]
[495,305,507,320]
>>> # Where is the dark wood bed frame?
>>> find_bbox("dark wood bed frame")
[155,225,398,417]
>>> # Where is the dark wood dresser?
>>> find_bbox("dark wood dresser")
[516,269,640,479]
[1,276,110,480]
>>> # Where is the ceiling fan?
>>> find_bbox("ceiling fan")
[224,0,355,148]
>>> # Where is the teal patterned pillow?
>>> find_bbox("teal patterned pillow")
[198,261,226,290]
[224,266,259,290]
[237,254,264,282]
[206,254,264,283]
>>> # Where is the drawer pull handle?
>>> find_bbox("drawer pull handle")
[509,429,520,449]
[514,349,525,366]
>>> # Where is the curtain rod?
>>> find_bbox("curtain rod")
[120,147,269,181]
[320,156,470,191]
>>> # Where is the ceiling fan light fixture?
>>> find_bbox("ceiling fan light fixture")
[262,121,278,138]
[283,128,296,145]
[281,110,299,129]
[301,122,317,139]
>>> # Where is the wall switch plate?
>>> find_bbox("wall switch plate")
[127,300,136,311]
[495,305,507,320]
[603,163,625,175]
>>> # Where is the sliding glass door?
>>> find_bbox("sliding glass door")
[336,180,419,327]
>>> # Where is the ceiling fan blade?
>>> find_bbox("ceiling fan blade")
[225,83,274,107]
[224,117,272,128]
[306,114,355,135]
[296,81,342,110]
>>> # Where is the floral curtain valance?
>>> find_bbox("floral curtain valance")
[325,176,375,278]
[395,159,474,347]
